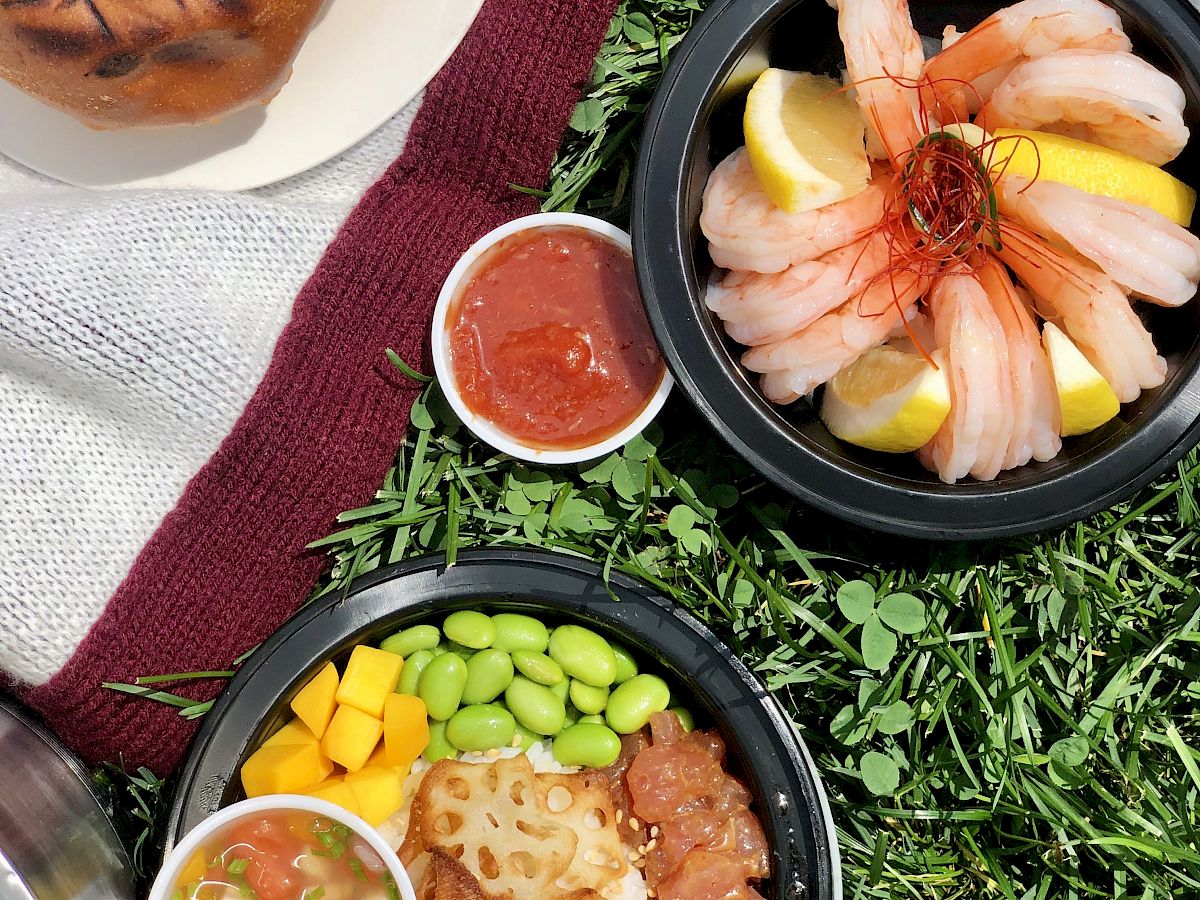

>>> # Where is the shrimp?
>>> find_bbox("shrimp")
[743,270,928,404]
[700,148,891,273]
[705,231,892,345]
[980,50,1188,165]
[938,27,1018,115]
[997,223,1167,402]
[924,0,1130,116]
[836,0,924,163]
[977,256,1062,467]
[996,174,1200,307]
[917,274,1014,483]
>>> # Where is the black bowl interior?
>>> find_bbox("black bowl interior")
[633,0,1200,538]
[166,550,839,900]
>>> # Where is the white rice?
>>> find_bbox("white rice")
[378,742,647,900]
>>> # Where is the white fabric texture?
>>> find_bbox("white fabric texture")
[0,98,421,686]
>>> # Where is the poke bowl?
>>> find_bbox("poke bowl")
[632,0,1200,539]
[166,549,841,899]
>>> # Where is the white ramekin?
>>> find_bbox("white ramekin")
[148,795,417,900]
[431,212,673,465]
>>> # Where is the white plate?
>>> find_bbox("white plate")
[0,0,484,191]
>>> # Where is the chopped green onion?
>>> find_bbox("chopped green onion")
[385,874,402,900]
[226,857,249,876]
[303,889,326,900]
[348,857,368,881]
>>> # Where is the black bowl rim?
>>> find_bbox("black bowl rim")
[165,548,843,900]
[632,0,1200,540]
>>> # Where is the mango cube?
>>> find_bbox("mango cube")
[335,646,404,718]
[260,718,319,750]
[291,662,340,738]
[306,779,361,818]
[321,704,383,772]
[383,693,430,769]
[346,766,405,826]
[241,741,333,798]
[368,742,413,780]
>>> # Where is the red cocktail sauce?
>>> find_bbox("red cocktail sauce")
[448,225,664,451]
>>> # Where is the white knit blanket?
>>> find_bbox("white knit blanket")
[0,101,419,686]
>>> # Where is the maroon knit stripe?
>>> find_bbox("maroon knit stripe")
[21,0,618,774]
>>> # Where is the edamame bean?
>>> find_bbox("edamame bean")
[396,649,435,695]
[549,677,570,703]
[462,649,515,704]
[668,706,695,732]
[513,723,539,751]
[446,704,516,752]
[552,723,622,768]
[569,679,610,715]
[380,624,441,658]
[612,643,639,684]
[548,625,617,687]
[418,653,468,721]
[424,721,457,762]
[443,611,496,649]
[504,676,566,736]
[578,714,605,725]
[439,641,475,660]
[512,650,564,686]
[491,614,549,653]
[606,674,671,734]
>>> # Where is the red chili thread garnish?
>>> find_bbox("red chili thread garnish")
[824,70,1046,366]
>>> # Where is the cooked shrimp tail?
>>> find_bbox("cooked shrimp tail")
[997,222,1167,402]
[700,148,891,273]
[918,273,1014,483]
[996,174,1200,307]
[980,49,1188,165]
[743,270,928,403]
[837,0,925,163]
[924,0,1131,115]
[705,232,893,345]
[977,256,1063,466]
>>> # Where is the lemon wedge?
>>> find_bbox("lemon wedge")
[1041,323,1120,437]
[743,69,870,214]
[820,346,951,453]
[991,128,1196,227]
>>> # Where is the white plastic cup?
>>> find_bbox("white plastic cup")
[148,795,417,900]
[431,212,673,464]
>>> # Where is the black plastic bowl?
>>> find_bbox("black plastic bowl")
[633,0,1200,539]
[165,549,841,899]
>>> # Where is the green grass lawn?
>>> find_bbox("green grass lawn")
[101,3,1200,896]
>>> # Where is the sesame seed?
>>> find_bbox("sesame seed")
[628,817,641,831]
[650,825,660,838]
[616,810,624,824]
[646,838,657,851]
